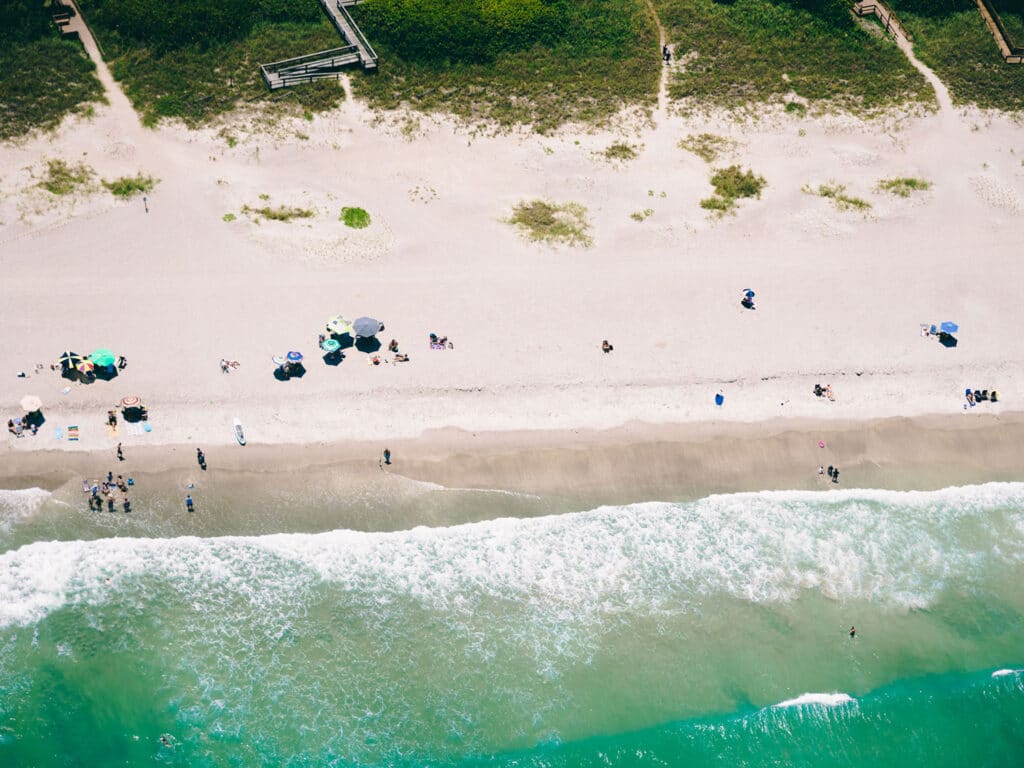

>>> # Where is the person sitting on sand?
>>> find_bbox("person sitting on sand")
[388,339,399,353]
[814,384,823,397]
[601,340,613,353]
[825,385,835,401]
[107,410,117,427]
[966,389,975,406]
[394,353,409,362]
[220,359,230,373]
[370,355,381,366]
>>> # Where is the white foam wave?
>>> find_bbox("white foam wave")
[1,482,1023,630]
[992,668,1023,678]
[0,487,52,534]
[774,692,855,708]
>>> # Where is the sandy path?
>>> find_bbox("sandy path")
[645,0,670,115]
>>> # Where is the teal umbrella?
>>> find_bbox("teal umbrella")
[321,338,341,353]
[90,348,116,367]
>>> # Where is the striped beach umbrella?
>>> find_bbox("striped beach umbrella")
[56,350,83,370]
[119,395,141,408]
[77,360,95,375]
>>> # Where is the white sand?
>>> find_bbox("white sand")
[1,69,1023,456]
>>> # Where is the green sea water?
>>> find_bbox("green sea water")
[1,483,1022,766]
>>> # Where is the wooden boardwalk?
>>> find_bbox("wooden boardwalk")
[259,0,377,89]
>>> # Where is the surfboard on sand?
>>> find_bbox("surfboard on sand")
[233,418,246,446]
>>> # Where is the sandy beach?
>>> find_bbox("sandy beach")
[2,63,1024,499]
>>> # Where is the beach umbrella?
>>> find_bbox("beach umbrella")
[77,360,95,375]
[56,350,83,370]
[743,289,755,299]
[20,395,43,413]
[119,395,141,408]
[287,351,303,363]
[321,338,341,353]
[89,348,116,367]
[939,321,959,335]
[272,355,287,366]
[326,315,353,336]
[352,316,381,338]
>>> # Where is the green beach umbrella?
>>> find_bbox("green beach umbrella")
[90,348,116,367]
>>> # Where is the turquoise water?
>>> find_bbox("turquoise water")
[1,483,1023,765]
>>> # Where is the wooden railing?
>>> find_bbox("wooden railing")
[854,2,912,43]
[974,0,1024,63]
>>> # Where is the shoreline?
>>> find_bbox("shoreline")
[3,413,1022,537]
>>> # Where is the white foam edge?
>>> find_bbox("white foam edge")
[773,692,856,708]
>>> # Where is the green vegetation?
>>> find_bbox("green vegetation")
[340,206,371,228]
[803,181,872,212]
[77,0,346,126]
[0,0,104,140]
[655,0,934,114]
[507,200,592,246]
[603,142,641,161]
[630,208,655,221]
[103,174,158,197]
[223,213,237,222]
[242,203,315,222]
[351,0,659,132]
[877,177,932,196]
[700,165,766,214]
[679,133,736,163]
[886,0,1024,111]
[38,159,95,195]
[785,101,807,116]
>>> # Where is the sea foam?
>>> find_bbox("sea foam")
[774,692,855,708]
[0,482,1023,630]
[0,487,52,534]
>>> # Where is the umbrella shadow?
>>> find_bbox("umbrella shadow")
[273,363,307,381]
[938,333,958,348]
[355,337,381,354]
[330,333,354,350]
[24,411,46,428]
[94,365,119,381]
[323,351,345,366]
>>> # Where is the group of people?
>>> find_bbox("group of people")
[813,383,835,401]
[429,333,453,350]
[7,416,38,437]
[818,465,841,484]
[86,471,132,513]
[965,388,999,407]
[219,359,240,373]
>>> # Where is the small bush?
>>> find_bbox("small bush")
[103,174,158,197]
[785,101,807,116]
[803,181,872,212]
[679,133,735,163]
[242,203,315,222]
[603,142,640,161]
[340,206,371,228]
[630,208,655,221]
[222,213,236,222]
[38,159,94,195]
[701,165,766,214]
[876,177,932,197]
[507,200,592,247]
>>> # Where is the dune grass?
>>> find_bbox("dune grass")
[603,142,641,161]
[803,181,872,211]
[679,133,736,163]
[877,177,932,196]
[0,0,104,140]
[76,0,346,126]
[242,203,315,222]
[103,174,158,197]
[656,0,934,114]
[350,0,659,133]
[507,200,592,246]
[340,206,371,228]
[38,159,95,196]
[701,165,766,214]
[886,0,1024,111]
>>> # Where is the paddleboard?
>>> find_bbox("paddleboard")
[233,417,246,446]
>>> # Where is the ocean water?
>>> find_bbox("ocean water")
[1,483,1023,766]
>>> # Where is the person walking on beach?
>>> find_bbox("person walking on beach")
[186,495,194,513]
[197,448,207,470]
[117,442,124,461]
[832,467,840,484]
[662,44,671,64]
[827,465,834,480]
[383,448,391,466]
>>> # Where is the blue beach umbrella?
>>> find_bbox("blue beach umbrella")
[286,351,304,363]
[352,317,381,338]
[939,321,959,335]
[743,289,755,299]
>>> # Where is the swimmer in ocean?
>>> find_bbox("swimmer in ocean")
[849,626,856,638]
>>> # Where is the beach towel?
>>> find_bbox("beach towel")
[67,426,79,442]
[54,427,63,440]
[430,343,446,350]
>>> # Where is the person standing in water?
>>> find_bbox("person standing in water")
[186,495,194,513]
[849,626,856,638]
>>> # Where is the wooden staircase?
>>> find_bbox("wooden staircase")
[259,0,378,90]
